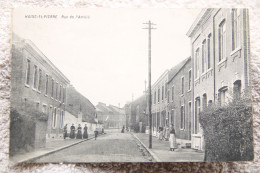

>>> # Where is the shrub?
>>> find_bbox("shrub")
[199,98,254,161]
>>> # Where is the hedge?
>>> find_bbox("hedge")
[199,98,254,161]
[10,108,48,156]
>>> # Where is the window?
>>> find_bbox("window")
[188,102,192,128]
[202,40,207,73]
[232,9,241,50]
[162,86,164,100]
[51,78,54,98]
[218,87,228,106]
[33,65,38,89]
[165,83,167,99]
[59,85,62,102]
[219,20,226,61]
[181,77,184,95]
[181,105,185,129]
[42,104,47,113]
[154,91,156,104]
[188,70,191,91]
[170,109,174,126]
[63,87,66,103]
[171,86,174,101]
[60,111,64,129]
[56,82,58,100]
[195,48,200,78]
[38,69,42,91]
[25,59,30,85]
[45,74,48,95]
[208,34,211,69]
[233,80,241,100]
[158,88,160,103]
[167,90,170,103]
[202,94,207,110]
[52,107,57,129]
[194,98,200,134]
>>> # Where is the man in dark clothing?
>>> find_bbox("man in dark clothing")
[70,124,76,139]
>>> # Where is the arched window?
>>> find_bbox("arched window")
[233,80,241,100]
[202,93,207,110]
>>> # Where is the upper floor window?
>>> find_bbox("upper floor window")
[33,65,38,89]
[56,82,58,100]
[202,40,207,73]
[208,34,211,69]
[232,9,241,50]
[165,83,167,99]
[154,91,156,104]
[51,78,54,98]
[167,90,170,103]
[219,20,226,62]
[162,86,164,100]
[171,86,174,101]
[59,85,62,102]
[38,69,42,91]
[181,77,184,95]
[25,59,30,85]
[45,74,48,95]
[188,70,192,91]
[158,88,160,103]
[63,87,66,103]
[195,48,200,79]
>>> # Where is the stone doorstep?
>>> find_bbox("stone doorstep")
[11,133,105,163]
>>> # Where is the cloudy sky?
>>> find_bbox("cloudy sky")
[13,8,201,107]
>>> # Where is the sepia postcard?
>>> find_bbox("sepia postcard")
[10,8,253,163]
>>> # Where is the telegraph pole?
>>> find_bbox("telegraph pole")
[143,20,156,149]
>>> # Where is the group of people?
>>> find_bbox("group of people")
[158,124,177,151]
[63,124,101,140]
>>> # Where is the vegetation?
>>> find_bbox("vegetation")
[199,98,254,161]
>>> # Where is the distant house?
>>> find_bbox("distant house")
[96,102,126,129]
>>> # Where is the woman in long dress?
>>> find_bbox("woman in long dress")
[83,124,88,139]
[76,124,82,139]
[169,124,177,151]
[70,124,76,139]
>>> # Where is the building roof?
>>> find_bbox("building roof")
[186,8,214,37]
[168,57,191,84]
[12,33,70,83]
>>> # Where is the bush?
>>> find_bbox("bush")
[199,98,254,161]
[9,108,48,156]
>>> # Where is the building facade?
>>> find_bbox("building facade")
[11,34,70,153]
[186,8,250,150]
[167,57,192,143]
[96,102,126,129]
[151,70,169,136]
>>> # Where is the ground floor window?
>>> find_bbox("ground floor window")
[194,97,200,134]
[60,110,64,129]
[181,105,185,129]
[52,107,57,129]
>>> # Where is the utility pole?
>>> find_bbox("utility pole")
[143,20,156,149]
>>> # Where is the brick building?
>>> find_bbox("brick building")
[151,70,169,136]
[167,57,192,143]
[10,34,70,153]
[186,8,250,150]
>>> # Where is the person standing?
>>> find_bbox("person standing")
[159,126,163,140]
[70,124,76,139]
[94,127,98,140]
[83,124,88,139]
[121,125,125,133]
[169,124,177,151]
[63,124,68,139]
[76,124,82,139]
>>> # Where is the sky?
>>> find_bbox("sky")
[12,8,201,107]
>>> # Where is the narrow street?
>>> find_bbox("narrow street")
[35,129,149,162]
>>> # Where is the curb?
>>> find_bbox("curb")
[17,134,105,163]
[131,133,161,162]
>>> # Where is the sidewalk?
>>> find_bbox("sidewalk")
[10,134,96,163]
[134,133,204,162]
